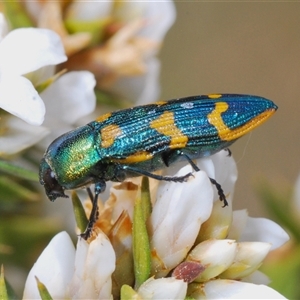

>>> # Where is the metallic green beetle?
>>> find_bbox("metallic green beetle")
[40,94,277,238]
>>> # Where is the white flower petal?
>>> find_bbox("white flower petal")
[138,1,176,43]
[138,277,187,300]
[112,57,160,105]
[241,270,271,285]
[235,242,271,267]
[22,1,43,23]
[0,28,66,75]
[187,240,237,282]
[136,58,160,105]
[113,2,148,23]
[229,210,289,251]
[109,182,139,222]
[197,151,237,205]
[112,1,175,44]
[42,71,96,125]
[210,150,238,197]
[71,237,88,284]
[196,279,287,299]
[228,209,248,240]
[101,1,175,105]
[220,242,271,279]
[0,117,49,155]
[164,150,237,205]
[196,197,233,241]
[26,65,56,86]
[0,75,45,125]
[238,216,289,250]
[66,1,113,20]
[149,165,214,276]
[69,233,115,299]
[23,232,75,299]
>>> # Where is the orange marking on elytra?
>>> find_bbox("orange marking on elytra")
[100,124,122,148]
[96,113,112,123]
[208,102,277,141]
[150,111,188,149]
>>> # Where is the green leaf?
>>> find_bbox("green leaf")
[120,284,140,300]
[0,160,38,182]
[140,177,152,221]
[0,176,39,204]
[257,182,300,241]
[0,216,62,269]
[261,245,300,299]
[0,266,15,300]
[35,70,67,94]
[187,283,204,298]
[2,1,34,29]
[64,18,110,45]
[0,265,8,300]
[132,178,151,289]
[35,276,53,300]
[72,192,88,234]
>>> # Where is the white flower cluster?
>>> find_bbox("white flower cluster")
[0,1,175,156]
[0,13,96,155]
[23,151,289,299]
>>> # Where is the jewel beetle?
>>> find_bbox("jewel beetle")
[39,94,277,239]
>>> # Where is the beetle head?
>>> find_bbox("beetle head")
[39,158,68,201]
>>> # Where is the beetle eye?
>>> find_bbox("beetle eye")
[39,158,68,201]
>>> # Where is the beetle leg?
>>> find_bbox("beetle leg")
[179,152,228,207]
[122,165,193,182]
[81,181,106,240]
[224,148,232,157]
[86,187,94,203]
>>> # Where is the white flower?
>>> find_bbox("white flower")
[0,117,49,156]
[186,239,237,282]
[40,70,96,146]
[228,209,289,251]
[65,1,113,21]
[0,16,66,125]
[189,279,287,299]
[22,151,289,299]
[68,231,115,299]
[23,231,75,299]
[241,270,270,285]
[220,242,271,279]
[111,1,176,105]
[0,33,96,156]
[149,165,214,277]
[138,277,187,300]
[163,149,237,207]
[24,2,176,105]
[0,70,96,156]
[0,17,96,155]
[108,1,176,105]
[23,231,115,299]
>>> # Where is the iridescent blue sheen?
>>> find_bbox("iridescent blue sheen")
[39,94,277,202]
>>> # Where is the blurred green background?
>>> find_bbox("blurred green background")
[160,2,300,216]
